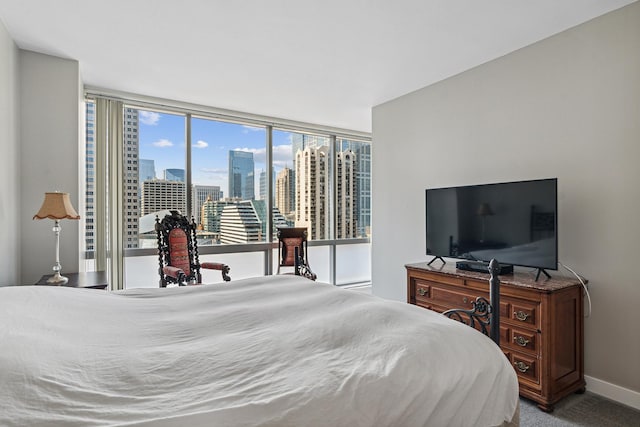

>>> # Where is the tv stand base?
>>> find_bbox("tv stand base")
[427,256,446,266]
[535,268,552,281]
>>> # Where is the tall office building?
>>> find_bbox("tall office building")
[228,150,254,200]
[201,197,235,243]
[139,159,156,181]
[124,108,140,248]
[291,134,329,158]
[295,146,330,240]
[141,180,187,216]
[259,169,276,200]
[336,150,357,238]
[192,184,222,225]
[295,146,357,239]
[84,101,96,252]
[219,202,262,244]
[275,167,295,222]
[219,200,288,244]
[164,168,185,182]
[339,139,370,237]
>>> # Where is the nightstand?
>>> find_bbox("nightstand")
[36,271,108,289]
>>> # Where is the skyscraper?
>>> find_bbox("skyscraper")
[259,169,276,200]
[201,197,236,244]
[339,139,370,237]
[84,101,96,252]
[275,167,295,222]
[294,146,358,239]
[139,159,156,182]
[124,108,140,248]
[336,150,357,238]
[291,133,329,158]
[141,180,187,216]
[192,184,222,225]
[219,200,288,244]
[164,168,185,182]
[228,150,254,200]
[295,146,330,240]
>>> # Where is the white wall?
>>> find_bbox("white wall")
[372,2,640,399]
[19,51,81,285]
[0,19,20,286]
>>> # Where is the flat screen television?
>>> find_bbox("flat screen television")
[425,178,557,273]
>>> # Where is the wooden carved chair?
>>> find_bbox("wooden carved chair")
[442,258,501,345]
[155,210,230,287]
[276,227,317,281]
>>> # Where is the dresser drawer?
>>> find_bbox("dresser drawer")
[511,352,540,385]
[414,280,431,301]
[508,299,540,329]
[430,286,478,310]
[509,327,538,355]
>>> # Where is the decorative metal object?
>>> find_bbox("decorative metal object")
[442,258,501,345]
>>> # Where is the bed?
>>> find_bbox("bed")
[0,275,519,427]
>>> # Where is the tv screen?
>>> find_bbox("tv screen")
[425,178,557,270]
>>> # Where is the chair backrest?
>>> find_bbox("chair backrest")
[277,227,317,280]
[155,210,201,286]
[277,227,308,267]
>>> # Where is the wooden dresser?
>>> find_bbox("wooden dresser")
[406,262,585,412]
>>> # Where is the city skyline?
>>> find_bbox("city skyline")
[138,111,295,193]
[85,104,370,252]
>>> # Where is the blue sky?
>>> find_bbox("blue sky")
[138,110,295,195]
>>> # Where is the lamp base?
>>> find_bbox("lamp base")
[46,272,69,285]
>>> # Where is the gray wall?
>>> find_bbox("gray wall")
[0,19,20,286]
[372,2,640,400]
[19,51,82,285]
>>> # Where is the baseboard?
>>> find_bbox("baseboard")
[585,375,640,411]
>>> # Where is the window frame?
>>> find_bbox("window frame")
[84,90,371,287]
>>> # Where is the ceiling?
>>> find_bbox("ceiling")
[0,1,635,132]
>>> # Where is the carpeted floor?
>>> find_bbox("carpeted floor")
[519,392,640,426]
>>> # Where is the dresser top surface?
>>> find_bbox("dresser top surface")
[405,261,585,292]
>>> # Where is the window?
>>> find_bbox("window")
[84,94,371,288]
[272,130,332,241]
[135,108,186,249]
[191,117,267,245]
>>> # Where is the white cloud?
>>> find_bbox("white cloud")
[201,167,227,174]
[139,111,160,125]
[273,144,293,167]
[242,125,263,134]
[153,139,173,147]
[193,140,208,149]
[231,145,293,168]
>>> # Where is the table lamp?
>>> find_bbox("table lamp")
[33,192,80,285]
[477,202,494,243]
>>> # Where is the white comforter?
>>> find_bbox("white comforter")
[0,276,518,427]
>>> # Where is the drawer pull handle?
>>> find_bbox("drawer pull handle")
[462,297,468,304]
[514,336,530,347]
[418,288,428,296]
[514,361,530,373]
[514,311,530,321]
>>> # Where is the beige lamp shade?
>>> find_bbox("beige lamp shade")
[33,192,80,220]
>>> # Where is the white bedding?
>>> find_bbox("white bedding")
[0,275,518,427]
